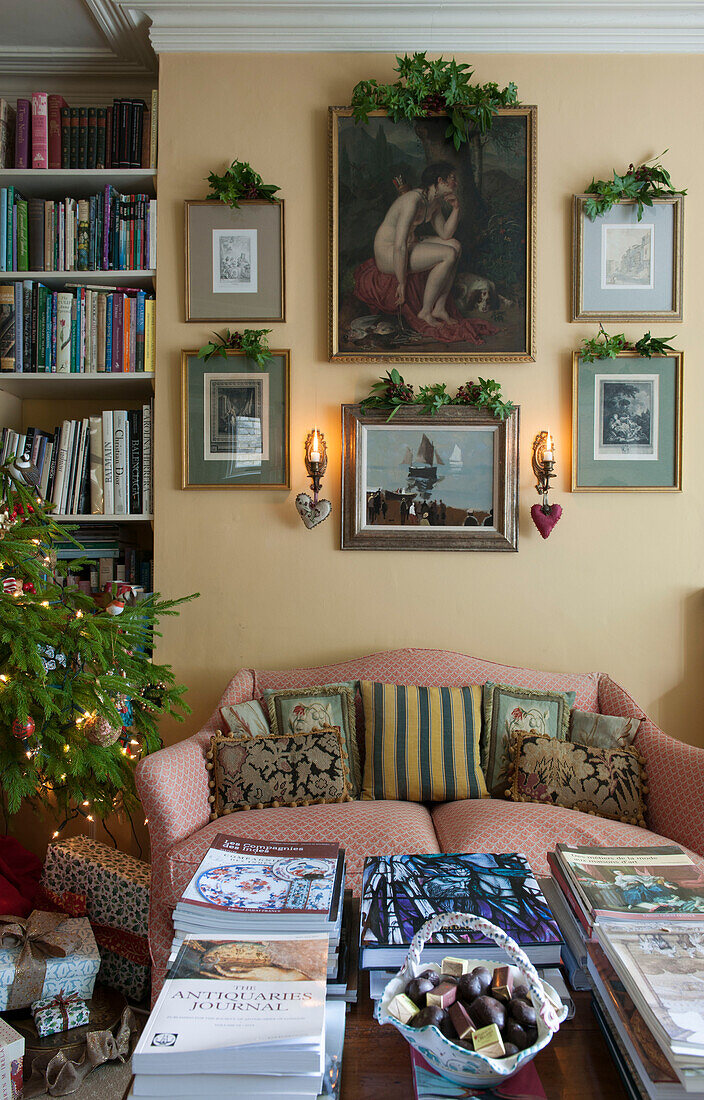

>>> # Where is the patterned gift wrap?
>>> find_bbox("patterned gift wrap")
[98,948,150,1003]
[0,917,99,1011]
[0,1018,23,1099]
[31,992,90,1037]
[41,836,150,937]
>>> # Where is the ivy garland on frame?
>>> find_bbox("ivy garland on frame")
[582,152,686,222]
[579,325,677,362]
[360,370,515,422]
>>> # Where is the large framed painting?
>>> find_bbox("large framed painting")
[572,351,682,492]
[182,349,290,490]
[185,199,285,322]
[341,405,519,550]
[572,195,683,322]
[329,106,536,363]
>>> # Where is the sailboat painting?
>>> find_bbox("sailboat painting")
[363,426,495,529]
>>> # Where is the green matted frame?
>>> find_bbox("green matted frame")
[572,350,683,492]
[181,348,290,490]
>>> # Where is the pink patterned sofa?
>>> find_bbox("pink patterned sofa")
[136,648,704,997]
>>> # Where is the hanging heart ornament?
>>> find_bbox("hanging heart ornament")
[295,493,332,529]
[531,502,563,539]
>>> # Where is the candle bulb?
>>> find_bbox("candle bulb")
[543,431,554,463]
[310,430,321,464]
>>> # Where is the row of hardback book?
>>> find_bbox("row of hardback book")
[546,843,704,1100]
[0,92,157,170]
[1,406,153,517]
[132,836,350,1099]
[0,282,155,373]
[0,188,156,272]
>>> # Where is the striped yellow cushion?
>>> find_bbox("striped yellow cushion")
[360,682,487,802]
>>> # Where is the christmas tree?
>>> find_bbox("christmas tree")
[0,460,195,835]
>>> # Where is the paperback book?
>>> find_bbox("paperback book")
[359,852,562,969]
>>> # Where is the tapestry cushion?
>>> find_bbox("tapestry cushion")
[263,682,361,796]
[481,682,576,798]
[206,727,354,818]
[506,730,647,827]
[359,682,486,802]
[569,708,640,751]
[167,799,441,902]
[430,799,704,879]
[219,699,270,738]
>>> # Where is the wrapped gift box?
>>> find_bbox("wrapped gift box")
[41,836,150,1002]
[31,992,90,1037]
[0,1019,23,1100]
[0,916,99,1011]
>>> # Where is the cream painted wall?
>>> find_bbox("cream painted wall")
[154,52,704,752]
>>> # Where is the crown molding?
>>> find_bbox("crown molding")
[120,0,704,53]
[83,0,156,73]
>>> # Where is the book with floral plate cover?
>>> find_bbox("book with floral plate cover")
[411,1048,546,1099]
[360,853,562,969]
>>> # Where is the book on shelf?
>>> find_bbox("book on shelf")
[0,92,157,170]
[0,188,156,273]
[410,1047,547,1100]
[0,280,155,372]
[133,933,328,1077]
[0,404,152,519]
[359,852,563,970]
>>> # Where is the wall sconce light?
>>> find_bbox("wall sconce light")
[530,430,562,539]
[295,428,332,529]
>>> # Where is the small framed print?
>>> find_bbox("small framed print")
[182,349,290,490]
[572,195,683,322]
[572,351,682,492]
[341,404,519,550]
[185,200,285,322]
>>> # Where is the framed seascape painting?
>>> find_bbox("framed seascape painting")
[572,351,682,492]
[572,196,683,322]
[341,405,519,550]
[329,107,536,362]
[182,349,290,490]
[185,199,285,322]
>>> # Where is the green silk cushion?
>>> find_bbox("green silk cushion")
[569,709,640,752]
[506,730,647,827]
[481,682,576,798]
[219,699,270,738]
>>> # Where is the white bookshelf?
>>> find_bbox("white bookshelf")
[0,270,155,287]
[0,373,154,399]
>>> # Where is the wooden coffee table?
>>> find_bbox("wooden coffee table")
[340,975,629,1098]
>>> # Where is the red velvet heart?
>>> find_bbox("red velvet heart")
[531,502,563,539]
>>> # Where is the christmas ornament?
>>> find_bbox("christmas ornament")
[7,453,42,494]
[84,714,121,747]
[38,645,67,673]
[2,577,19,594]
[22,581,36,594]
[12,715,35,740]
[142,680,169,712]
[105,598,125,616]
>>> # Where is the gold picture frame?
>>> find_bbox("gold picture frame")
[185,199,285,323]
[329,106,537,363]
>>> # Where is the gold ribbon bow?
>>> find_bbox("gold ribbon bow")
[0,912,73,1010]
[37,989,84,1030]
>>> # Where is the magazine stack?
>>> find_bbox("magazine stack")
[546,843,704,1099]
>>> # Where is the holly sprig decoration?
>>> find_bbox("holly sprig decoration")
[580,324,677,362]
[197,328,273,369]
[584,151,686,222]
[360,368,515,421]
[206,159,280,209]
[351,53,519,149]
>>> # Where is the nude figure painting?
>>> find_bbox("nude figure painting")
[329,107,536,362]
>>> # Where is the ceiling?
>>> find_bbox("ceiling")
[1,0,703,73]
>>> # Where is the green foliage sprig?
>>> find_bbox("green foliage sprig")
[584,152,686,222]
[580,324,677,363]
[206,159,280,209]
[351,53,519,150]
[197,329,273,370]
[360,369,515,421]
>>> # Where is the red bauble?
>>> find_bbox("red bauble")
[12,716,35,740]
[22,581,35,594]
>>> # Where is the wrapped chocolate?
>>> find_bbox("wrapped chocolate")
[31,991,90,1037]
[0,913,99,1011]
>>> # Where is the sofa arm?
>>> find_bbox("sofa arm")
[136,668,255,863]
[599,673,704,858]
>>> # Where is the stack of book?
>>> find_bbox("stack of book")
[546,843,704,1098]
[0,187,156,272]
[56,527,152,592]
[0,404,153,517]
[359,852,563,982]
[0,92,157,170]
[0,281,155,373]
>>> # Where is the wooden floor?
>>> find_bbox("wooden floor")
[340,976,629,1099]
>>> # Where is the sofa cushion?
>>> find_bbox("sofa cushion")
[482,682,575,797]
[430,799,704,878]
[167,799,440,904]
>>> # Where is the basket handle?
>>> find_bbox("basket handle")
[406,911,561,1032]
